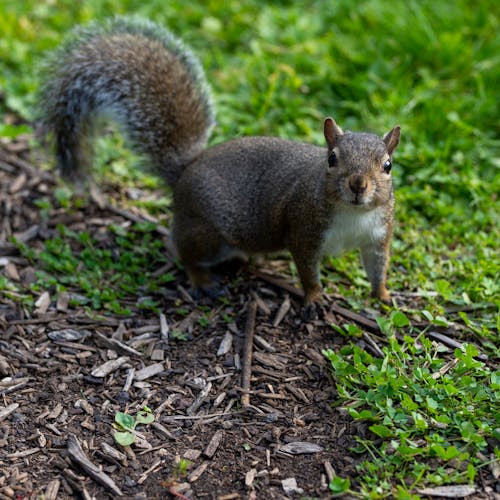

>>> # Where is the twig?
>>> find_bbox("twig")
[362,332,385,357]
[253,270,303,298]
[329,303,379,332]
[426,331,488,361]
[162,410,239,421]
[66,434,123,496]
[241,300,257,407]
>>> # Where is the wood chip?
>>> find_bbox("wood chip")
[254,334,276,353]
[245,468,257,487]
[281,477,303,495]
[272,295,291,327]
[186,381,212,415]
[67,434,123,496]
[48,403,64,420]
[101,442,127,463]
[324,461,336,482]
[203,430,224,458]
[0,403,19,422]
[159,313,169,342]
[9,172,27,194]
[35,291,51,315]
[44,479,60,500]
[217,331,233,356]
[218,494,241,500]
[417,485,477,497]
[91,356,129,378]
[5,262,20,281]
[48,329,91,342]
[183,449,202,461]
[56,292,70,312]
[277,441,324,454]
[188,461,208,482]
[134,362,164,381]
[253,352,287,370]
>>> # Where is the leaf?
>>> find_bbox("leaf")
[115,412,135,430]
[435,279,453,301]
[114,431,135,447]
[329,476,350,494]
[391,310,410,328]
[369,424,394,438]
[376,316,392,335]
[136,410,155,425]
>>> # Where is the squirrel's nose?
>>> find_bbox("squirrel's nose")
[349,175,367,195]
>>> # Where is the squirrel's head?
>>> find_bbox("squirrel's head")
[323,117,400,209]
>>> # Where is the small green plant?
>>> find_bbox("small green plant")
[175,458,192,477]
[170,330,188,341]
[113,407,155,447]
[329,476,351,496]
[323,330,499,497]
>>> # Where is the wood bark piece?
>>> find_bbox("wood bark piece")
[217,331,233,356]
[94,332,143,357]
[186,381,212,415]
[278,441,324,454]
[241,300,257,407]
[67,434,123,496]
[324,461,336,482]
[100,442,127,464]
[44,479,60,500]
[203,430,224,458]
[188,461,208,482]
[273,295,291,327]
[245,468,257,487]
[134,362,164,381]
[329,303,379,331]
[254,334,276,353]
[281,477,304,495]
[417,485,476,497]
[159,312,169,342]
[91,356,129,378]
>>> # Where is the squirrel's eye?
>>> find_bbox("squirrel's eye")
[383,160,392,174]
[328,151,337,167]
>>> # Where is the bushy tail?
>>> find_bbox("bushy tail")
[38,16,215,186]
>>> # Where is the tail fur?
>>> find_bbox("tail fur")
[38,16,215,186]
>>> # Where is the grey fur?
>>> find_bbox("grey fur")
[38,16,215,185]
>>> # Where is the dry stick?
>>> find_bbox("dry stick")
[66,434,123,497]
[241,300,257,407]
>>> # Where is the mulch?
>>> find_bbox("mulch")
[0,135,496,499]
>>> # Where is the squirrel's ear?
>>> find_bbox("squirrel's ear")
[324,117,343,151]
[383,126,401,156]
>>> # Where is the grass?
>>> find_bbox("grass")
[0,0,498,497]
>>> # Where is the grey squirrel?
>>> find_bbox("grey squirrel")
[38,17,400,311]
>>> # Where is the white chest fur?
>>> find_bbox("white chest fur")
[321,206,387,257]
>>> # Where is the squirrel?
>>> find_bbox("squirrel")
[38,16,401,312]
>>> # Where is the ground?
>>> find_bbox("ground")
[0,138,498,499]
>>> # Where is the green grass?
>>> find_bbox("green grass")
[1,0,498,497]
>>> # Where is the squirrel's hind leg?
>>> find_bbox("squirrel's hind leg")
[173,216,239,299]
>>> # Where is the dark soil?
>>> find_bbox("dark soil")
[0,137,496,499]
